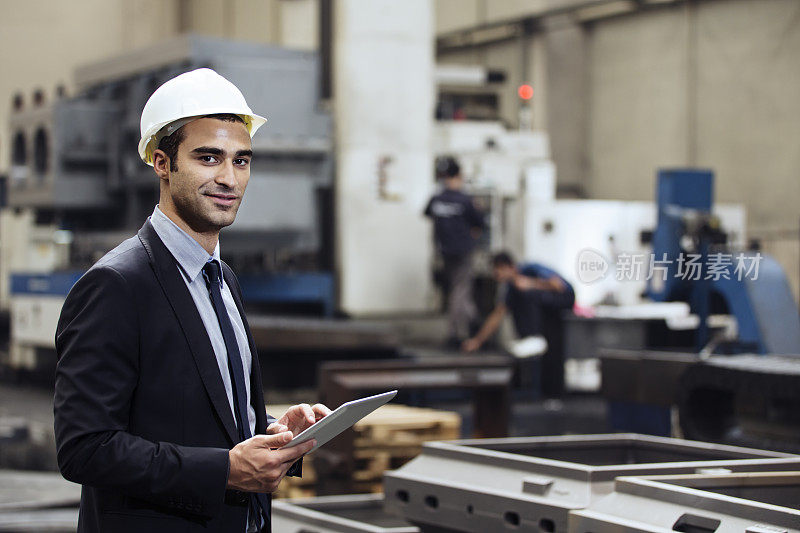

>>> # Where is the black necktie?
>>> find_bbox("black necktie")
[203,260,270,530]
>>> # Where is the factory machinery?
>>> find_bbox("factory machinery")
[1,35,564,376]
[599,170,800,453]
[2,30,799,460]
[646,169,800,355]
[2,36,340,373]
[266,433,800,533]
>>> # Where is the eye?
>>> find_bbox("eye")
[198,155,219,164]
[234,158,250,167]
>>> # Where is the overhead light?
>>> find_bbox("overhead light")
[574,0,637,22]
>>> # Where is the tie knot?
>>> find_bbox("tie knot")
[203,260,222,285]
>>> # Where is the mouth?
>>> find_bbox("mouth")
[204,192,239,207]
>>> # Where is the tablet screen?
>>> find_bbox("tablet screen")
[280,390,397,453]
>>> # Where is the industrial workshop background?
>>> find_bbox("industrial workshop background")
[1,0,798,305]
[0,0,799,532]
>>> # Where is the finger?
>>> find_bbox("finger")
[311,404,332,420]
[267,423,288,434]
[253,431,294,448]
[284,404,310,425]
[298,403,316,425]
[274,438,316,463]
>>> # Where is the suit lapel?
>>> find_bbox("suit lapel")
[221,261,268,435]
[137,221,239,445]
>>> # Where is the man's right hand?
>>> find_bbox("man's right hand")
[226,432,315,493]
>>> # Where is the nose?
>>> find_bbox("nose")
[215,159,237,188]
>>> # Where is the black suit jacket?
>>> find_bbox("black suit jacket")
[54,220,284,533]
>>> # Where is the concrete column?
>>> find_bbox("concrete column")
[544,19,589,195]
[334,0,434,315]
[530,34,548,131]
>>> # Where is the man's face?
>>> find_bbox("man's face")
[493,264,515,282]
[444,175,463,189]
[156,117,252,235]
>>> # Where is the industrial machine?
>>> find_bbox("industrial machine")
[383,434,799,533]
[431,120,556,273]
[3,35,335,372]
[598,171,800,444]
[678,354,800,454]
[646,169,800,354]
[569,472,800,533]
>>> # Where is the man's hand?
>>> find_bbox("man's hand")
[513,275,538,291]
[227,432,315,493]
[274,403,332,437]
[513,274,565,292]
[462,337,482,352]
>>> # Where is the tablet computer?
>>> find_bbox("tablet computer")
[280,390,397,453]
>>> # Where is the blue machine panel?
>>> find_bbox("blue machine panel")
[649,168,714,302]
[238,271,335,317]
[10,272,84,296]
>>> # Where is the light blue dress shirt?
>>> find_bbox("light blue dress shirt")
[149,205,257,437]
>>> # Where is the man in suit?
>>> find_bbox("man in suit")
[54,68,330,532]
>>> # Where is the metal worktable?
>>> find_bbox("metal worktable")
[383,434,799,533]
[273,494,419,533]
[569,472,800,533]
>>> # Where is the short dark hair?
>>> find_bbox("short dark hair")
[156,113,245,172]
[435,156,460,179]
[492,251,515,268]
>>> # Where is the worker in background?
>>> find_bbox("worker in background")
[53,68,330,533]
[424,156,486,348]
[463,251,575,398]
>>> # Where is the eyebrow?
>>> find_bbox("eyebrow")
[190,147,253,158]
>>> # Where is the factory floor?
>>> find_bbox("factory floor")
[0,377,611,473]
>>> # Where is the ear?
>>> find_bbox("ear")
[152,149,171,182]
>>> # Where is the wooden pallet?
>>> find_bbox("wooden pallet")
[266,403,462,496]
[354,404,461,448]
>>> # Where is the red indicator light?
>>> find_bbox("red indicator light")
[518,84,533,100]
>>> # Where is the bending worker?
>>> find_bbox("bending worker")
[463,251,575,398]
[53,68,331,533]
[424,156,486,347]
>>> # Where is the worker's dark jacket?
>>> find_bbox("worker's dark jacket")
[504,263,575,337]
[54,220,292,533]
[424,189,485,257]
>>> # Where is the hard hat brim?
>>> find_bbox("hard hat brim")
[138,111,267,167]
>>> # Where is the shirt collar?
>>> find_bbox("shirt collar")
[149,205,220,283]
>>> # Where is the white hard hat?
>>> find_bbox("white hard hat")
[138,68,267,166]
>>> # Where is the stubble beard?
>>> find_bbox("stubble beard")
[173,189,240,236]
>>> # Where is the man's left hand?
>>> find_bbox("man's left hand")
[269,403,332,437]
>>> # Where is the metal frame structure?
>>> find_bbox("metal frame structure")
[272,494,419,533]
[569,472,800,533]
[383,434,799,533]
